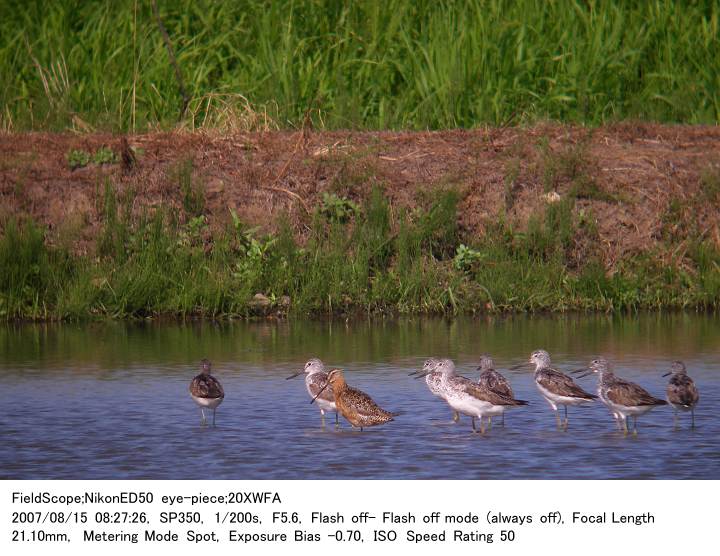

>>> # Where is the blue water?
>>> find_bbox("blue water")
[0,314,718,479]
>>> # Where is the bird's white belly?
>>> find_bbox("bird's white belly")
[447,394,492,417]
[607,401,655,418]
[536,382,588,408]
[191,395,223,409]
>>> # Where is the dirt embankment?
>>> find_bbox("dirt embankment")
[2,123,720,266]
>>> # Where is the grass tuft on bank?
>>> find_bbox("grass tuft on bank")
[1,180,719,321]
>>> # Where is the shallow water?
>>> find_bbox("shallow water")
[0,314,718,480]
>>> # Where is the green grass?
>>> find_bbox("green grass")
[2,1,720,132]
[1,183,719,321]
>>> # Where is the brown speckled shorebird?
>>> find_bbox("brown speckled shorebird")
[311,369,397,431]
[189,358,224,426]
[574,357,666,435]
[476,354,514,427]
[663,361,699,428]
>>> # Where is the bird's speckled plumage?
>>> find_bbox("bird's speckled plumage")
[477,355,513,399]
[665,361,699,410]
[189,359,224,400]
[320,369,395,429]
[189,359,224,426]
[189,374,224,399]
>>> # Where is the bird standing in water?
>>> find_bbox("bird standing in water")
[312,369,396,431]
[476,355,515,427]
[286,358,338,425]
[663,361,699,428]
[417,359,528,434]
[516,350,596,430]
[574,357,666,435]
[409,358,460,423]
[189,358,224,426]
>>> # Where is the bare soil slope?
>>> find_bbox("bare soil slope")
[2,124,719,268]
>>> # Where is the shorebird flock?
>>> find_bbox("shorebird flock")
[190,350,700,435]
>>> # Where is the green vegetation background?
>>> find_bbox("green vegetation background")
[2,0,719,131]
[2,1,720,319]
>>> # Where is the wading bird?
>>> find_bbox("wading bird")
[311,369,396,431]
[409,358,460,423]
[574,358,666,434]
[513,350,596,430]
[286,358,338,424]
[476,355,515,427]
[417,359,528,434]
[663,361,699,428]
[189,358,224,426]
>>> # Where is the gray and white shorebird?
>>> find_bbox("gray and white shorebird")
[514,350,596,429]
[286,358,338,424]
[663,361,699,428]
[409,357,460,423]
[476,354,514,427]
[189,358,224,426]
[417,358,528,434]
[574,357,666,434]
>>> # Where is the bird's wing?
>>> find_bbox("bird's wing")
[537,368,596,399]
[478,370,513,398]
[459,376,525,406]
[667,375,699,407]
[345,386,391,417]
[607,378,664,406]
[308,373,335,403]
[189,374,224,398]
[208,375,224,398]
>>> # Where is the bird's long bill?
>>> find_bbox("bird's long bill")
[508,362,529,370]
[285,371,304,380]
[407,369,419,376]
[661,372,672,377]
[413,370,431,380]
[573,369,592,378]
[570,367,588,374]
[310,381,330,404]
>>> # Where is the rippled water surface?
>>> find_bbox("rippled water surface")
[1,314,719,479]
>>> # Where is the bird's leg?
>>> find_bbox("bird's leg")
[563,405,569,429]
[621,416,628,436]
[554,410,562,429]
[691,408,695,428]
[335,412,339,425]
[632,416,638,436]
[212,408,216,427]
[452,411,460,423]
[501,412,505,427]
[488,416,493,430]
[614,414,622,431]
[479,417,486,435]
[471,417,477,432]
[200,408,207,426]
